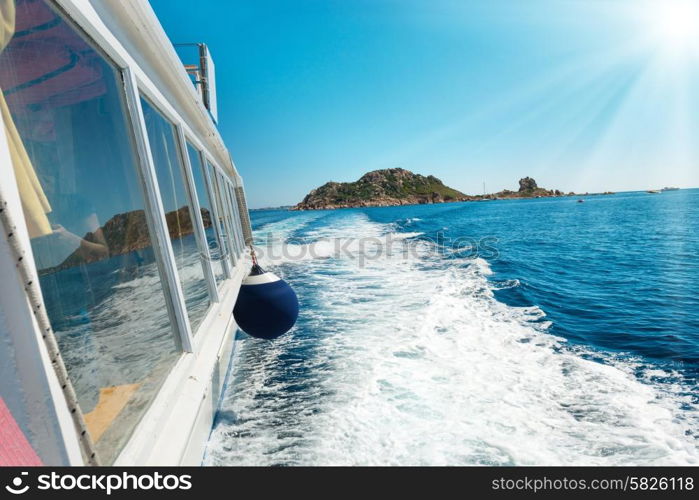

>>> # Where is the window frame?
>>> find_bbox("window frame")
[224,175,243,264]
[0,0,254,465]
[225,179,245,256]
[138,93,222,335]
[207,159,248,258]
[2,0,251,344]
[188,142,231,283]
[175,126,220,305]
[122,67,195,353]
[206,163,233,267]
[213,168,240,270]
[202,156,234,280]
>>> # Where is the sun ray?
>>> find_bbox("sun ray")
[647,0,699,53]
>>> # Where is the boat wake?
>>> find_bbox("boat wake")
[205,212,698,465]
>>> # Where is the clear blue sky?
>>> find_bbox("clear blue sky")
[150,0,699,208]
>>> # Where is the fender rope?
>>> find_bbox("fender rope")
[0,192,100,466]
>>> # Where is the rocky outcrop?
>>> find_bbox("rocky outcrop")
[519,177,538,192]
[494,177,562,199]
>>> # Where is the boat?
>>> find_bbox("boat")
[647,190,661,194]
[0,0,254,465]
[661,187,680,191]
[577,199,585,203]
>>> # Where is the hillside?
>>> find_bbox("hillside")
[293,168,472,210]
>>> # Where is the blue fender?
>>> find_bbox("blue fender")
[233,265,299,340]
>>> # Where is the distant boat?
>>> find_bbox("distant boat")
[577,199,585,203]
[647,190,661,194]
[661,187,679,191]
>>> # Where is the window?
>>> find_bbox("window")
[210,165,239,267]
[221,178,238,258]
[0,0,179,463]
[206,162,233,268]
[187,142,226,284]
[234,184,252,246]
[140,97,210,332]
[233,185,248,252]
[226,182,245,255]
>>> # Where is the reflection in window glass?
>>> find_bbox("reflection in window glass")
[212,168,238,267]
[206,162,231,265]
[232,185,246,253]
[225,182,244,255]
[140,98,210,332]
[187,143,225,284]
[225,180,243,261]
[0,0,179,463]
[234,184,252,246]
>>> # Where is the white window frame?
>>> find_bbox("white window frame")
[225,179,245,255]
[51,0,251,345]
[214,169,240,269]
[187,141,232,283]
[175,125,220,305]
[202,157,234,279]
[123,67,195,352]
[0,0,254,465]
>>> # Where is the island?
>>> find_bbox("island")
[292,168,568,211]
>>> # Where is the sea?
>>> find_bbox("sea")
[204,189,699,465]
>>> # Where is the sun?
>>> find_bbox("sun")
[648,0,699,52]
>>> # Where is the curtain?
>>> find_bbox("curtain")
[1,0,52,238]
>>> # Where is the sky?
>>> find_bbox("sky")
[150,0,699,208]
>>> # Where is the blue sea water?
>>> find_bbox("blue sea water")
[206,189,699,465]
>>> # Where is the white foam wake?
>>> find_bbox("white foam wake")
[206,213,698,465]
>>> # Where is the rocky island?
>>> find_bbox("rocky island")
[292,169,567,210]
[293,168,472,210]
[491,176,566,199]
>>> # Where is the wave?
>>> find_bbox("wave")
[390,231,424,240]
[206,212,698,466]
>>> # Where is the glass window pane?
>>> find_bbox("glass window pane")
[212,168,238,267]
[0,0,179,463]
[206,162,232,268]
[220,179,236,259]
[224,180,242,260]
[187,143,225,284]
[226,182,244,255]
[234,184,252,246]
[140,97,210,333]
[233,185,247,252]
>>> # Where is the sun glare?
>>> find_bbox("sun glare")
[649,0,699,52]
